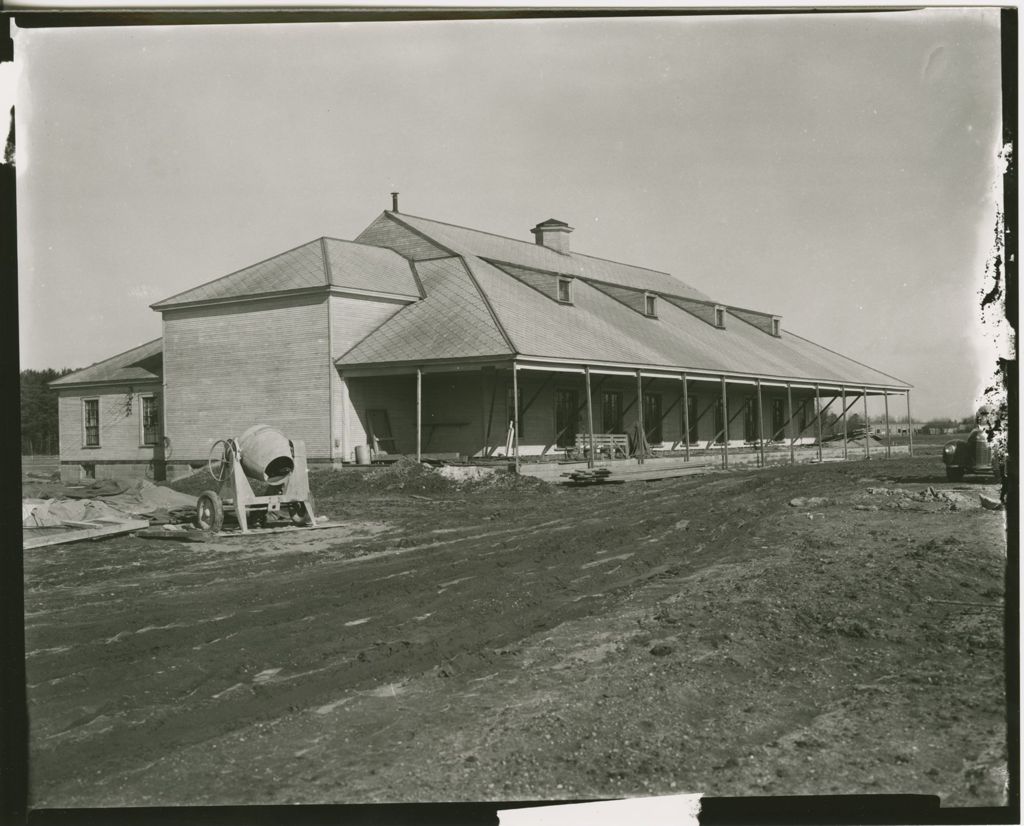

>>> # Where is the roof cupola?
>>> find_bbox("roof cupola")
[531,218,573,254]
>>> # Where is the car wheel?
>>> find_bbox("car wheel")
[945,466,965,483]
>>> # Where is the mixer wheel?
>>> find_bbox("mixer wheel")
[195,490,224,532]
[289,500,313,526]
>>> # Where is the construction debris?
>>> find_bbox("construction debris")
[561,467,614,485]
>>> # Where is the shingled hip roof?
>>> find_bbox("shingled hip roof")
[339,211,910,390]
[151,238,419,310]
[50,338,163,387]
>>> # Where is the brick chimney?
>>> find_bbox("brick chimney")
[531,218,573,254]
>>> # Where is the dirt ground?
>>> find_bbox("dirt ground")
[22,451,1009,809]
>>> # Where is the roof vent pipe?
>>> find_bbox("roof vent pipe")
[390,192,400,213]
[531,218,573,254]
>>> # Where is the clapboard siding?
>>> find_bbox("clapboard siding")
[355,214,450,261]
[57,382,163,462]
[163,294,330,460]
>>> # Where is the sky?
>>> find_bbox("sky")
[13,9,1006,421]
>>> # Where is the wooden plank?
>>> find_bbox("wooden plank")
[23,518,150,549]
[212,521,347,537]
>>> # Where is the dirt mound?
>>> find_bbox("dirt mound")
[462,469,550,492]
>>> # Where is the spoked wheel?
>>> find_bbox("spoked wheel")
[195,490,225,532]
[207,439,236,484]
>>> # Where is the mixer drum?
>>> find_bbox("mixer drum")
[237,425,294,484]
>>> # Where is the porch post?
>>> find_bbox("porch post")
[863,388,871,460]
[682,372,690,463]
[884,391,892,459]
[906,390,914,457]
[636,370,645,465]
[841,385,848,461]
[756,378,765,468]
[585,366,595,469]
[721,376,729,470]
[787,383,795,465]
[416,367,422,463]
[512,363,521,473]
[815,383,823,463]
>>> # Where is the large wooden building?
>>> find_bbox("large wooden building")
[51,207,913,481]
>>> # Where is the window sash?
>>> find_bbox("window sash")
[141,396,159,445]
[84,400,100,447]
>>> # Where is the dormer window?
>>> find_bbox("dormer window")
[644,293,658,318]
[714,305,726,328]
[771,316,781,337]
[557,277,573,304]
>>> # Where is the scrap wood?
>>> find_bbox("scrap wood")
[213,521,345,538]
[137,527,215,543]
[23,518,150,549]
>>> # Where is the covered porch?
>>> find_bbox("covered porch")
[339,357,914,476]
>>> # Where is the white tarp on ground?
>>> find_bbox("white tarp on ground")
[23,498,137,527]
[22,479,197,528]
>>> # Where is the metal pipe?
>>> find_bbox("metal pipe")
[756,378,765,468]
[585,366,595,469]
[636,370,645,465]
[906,391,914,457]
[513,364,521,473]
[682,372,690,463]
[416,367,422,462]
[884,391,892,459]
[841,386,848,461]
[721,376,729,470]
[863,389,870,460]
[815,384,823,464]
[787,383,795,465]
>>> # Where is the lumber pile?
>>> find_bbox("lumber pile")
[561,467,614,485]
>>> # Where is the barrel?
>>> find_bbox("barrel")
[354,444,371,466]
[236,425,294,484]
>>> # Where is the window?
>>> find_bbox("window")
[554,389,579,448]
[506,385,526,437]
[601,391,623,434]
[686,395,699,444]
[744,399,758,442]
[83,399,100,447]
[141,396,159,446]
[771,317,781,337]
[644,293,657,317]
[772,398,786,440]
[557,277,573,304]
[643,393,663,443]
[714,306,726,328]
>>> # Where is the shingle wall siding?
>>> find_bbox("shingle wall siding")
[162,294,330,460]
[355,214,450,261]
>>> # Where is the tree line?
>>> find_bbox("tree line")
[21,368,74,455]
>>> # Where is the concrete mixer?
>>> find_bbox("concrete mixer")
[195,425,316,533]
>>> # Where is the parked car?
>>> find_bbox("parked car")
[942,427,1005,482]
